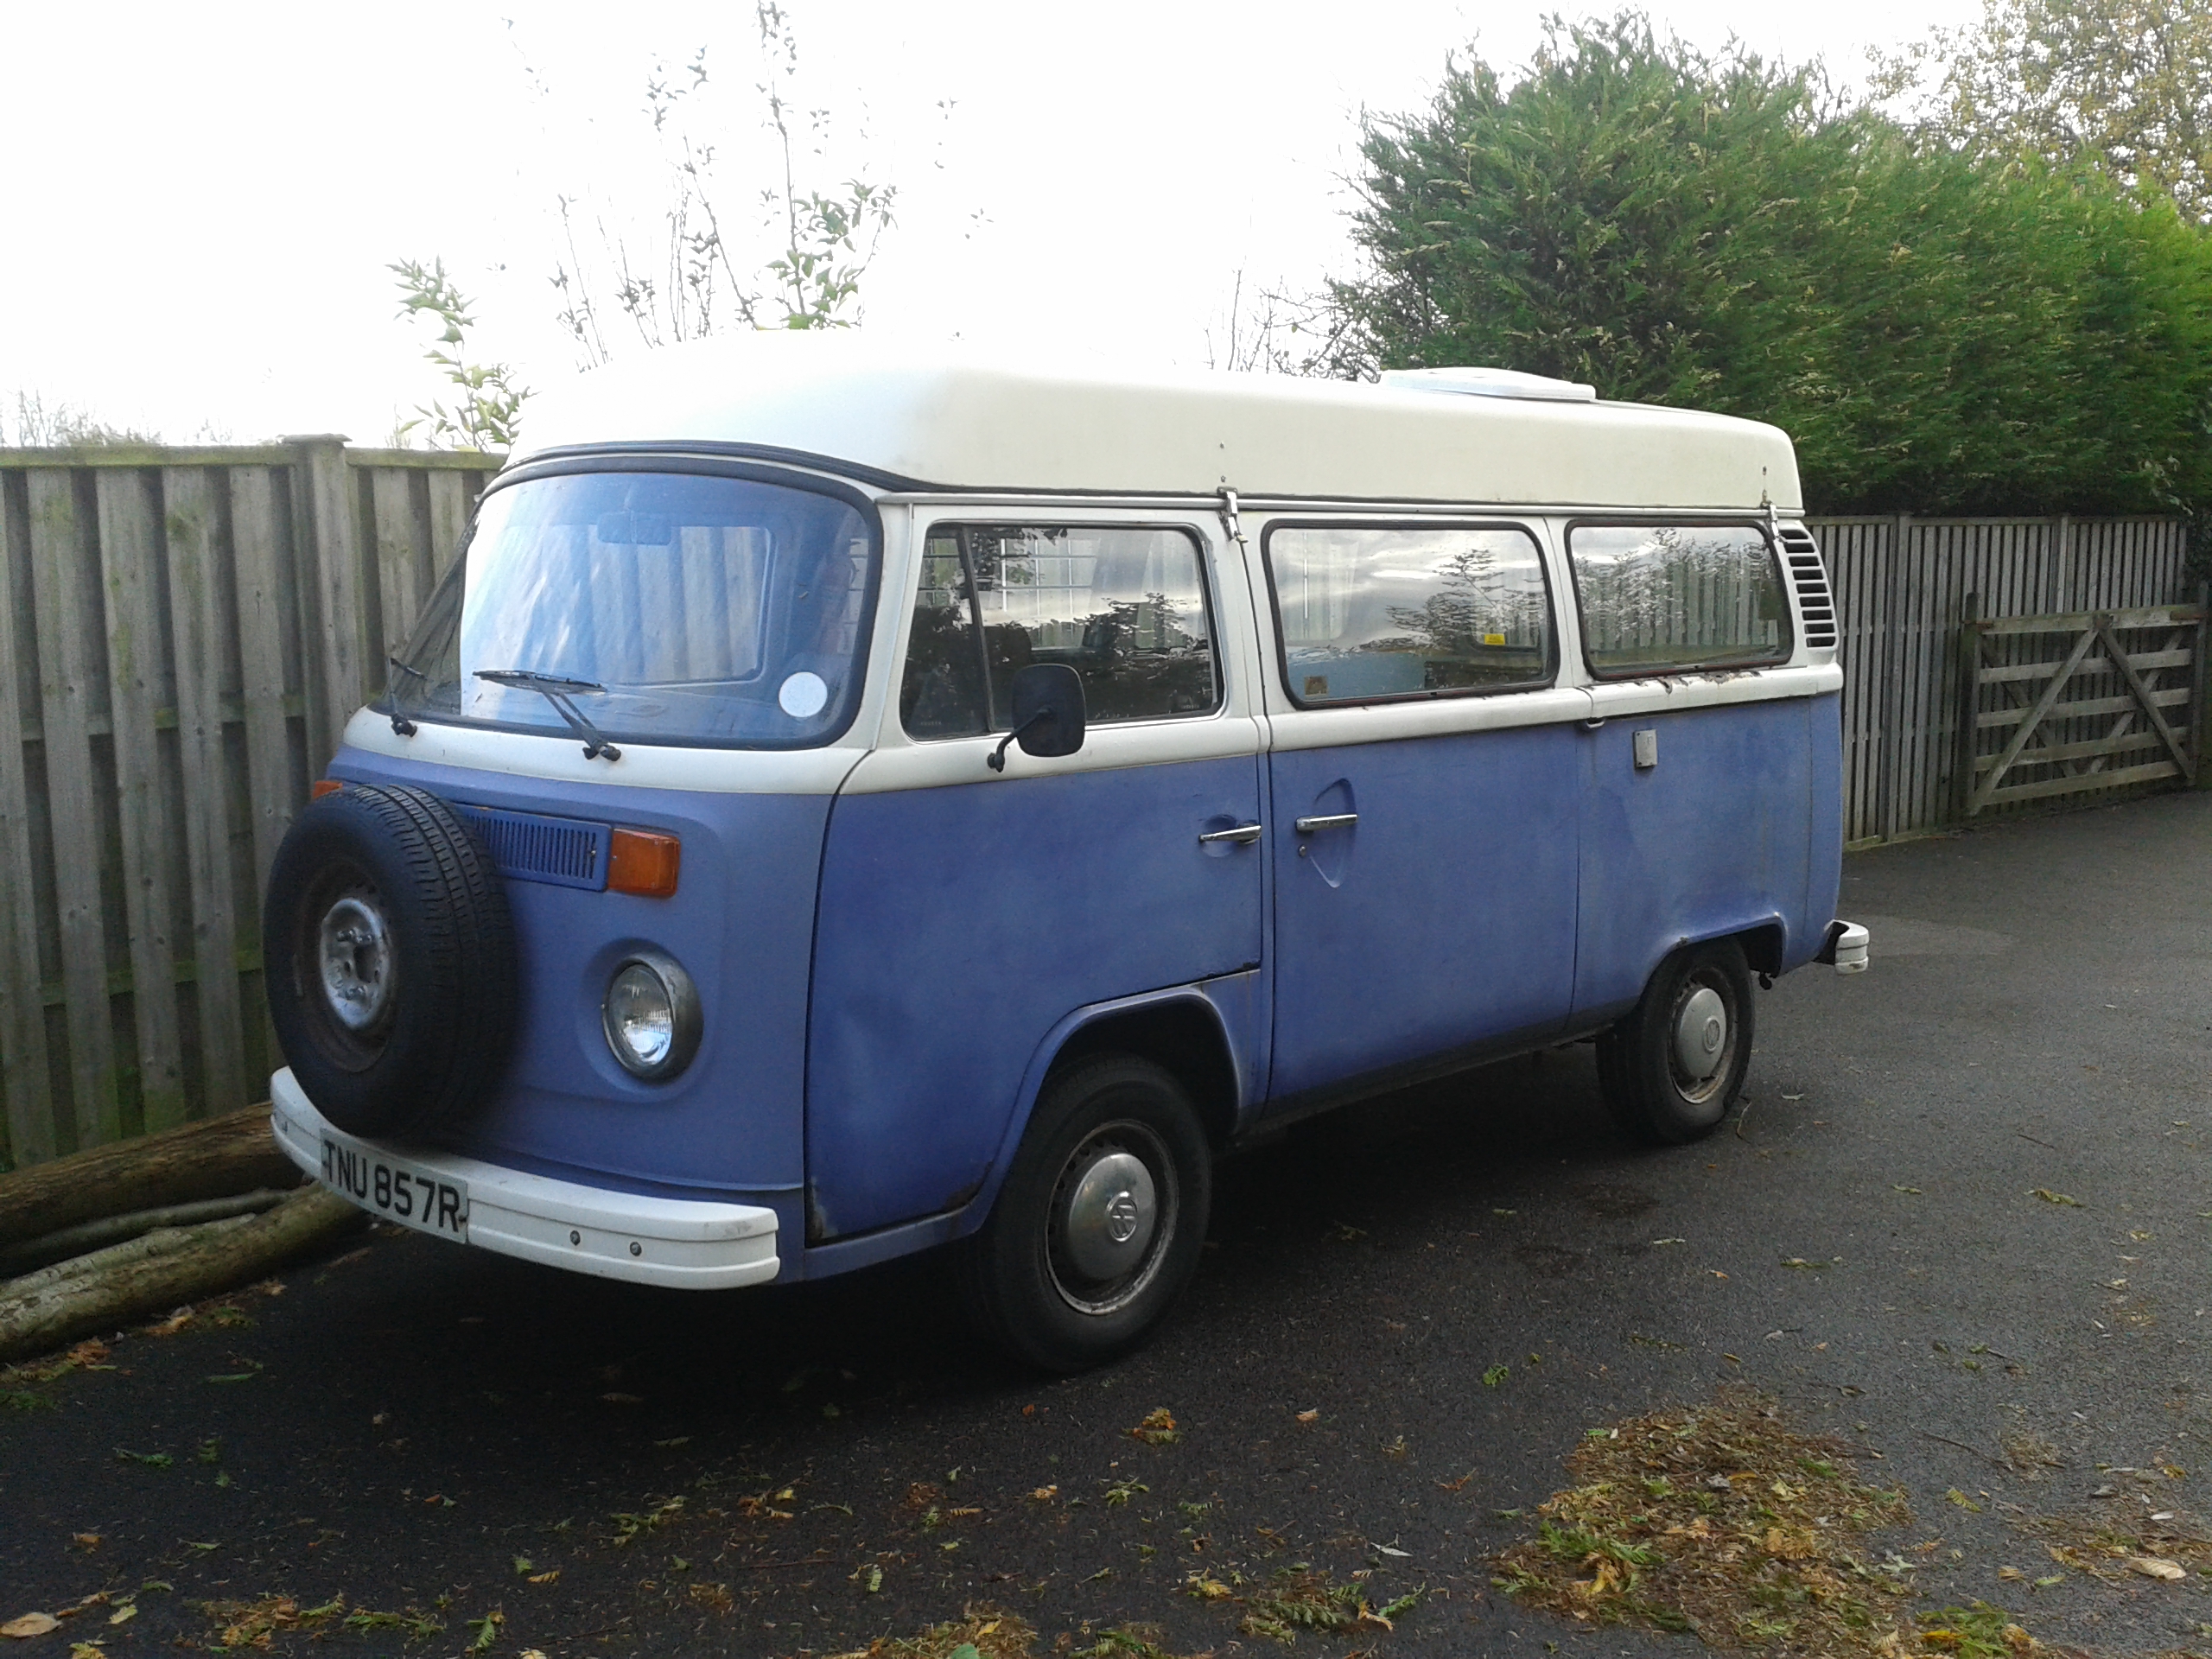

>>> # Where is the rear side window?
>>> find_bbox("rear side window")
[1263,523,1554,705]
[1567,523,1790,677]
[899,524,1219,740]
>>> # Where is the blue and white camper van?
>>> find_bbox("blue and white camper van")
[264,339,1869,1369]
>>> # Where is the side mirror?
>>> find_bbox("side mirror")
[988,663,1087,772]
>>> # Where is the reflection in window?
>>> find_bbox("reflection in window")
[1266,524,1553,704]
[1568,524,1789,676]
[899,526,1218,740]
[390,472,874,749]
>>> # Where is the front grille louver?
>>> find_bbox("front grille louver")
[1777,524,1839,651]
[454,804,610,892]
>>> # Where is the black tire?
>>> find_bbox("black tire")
[1596,939,1754,1146]
[963,1055,1211,1373]
[263,784,517,1138]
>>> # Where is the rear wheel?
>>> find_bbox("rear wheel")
[964,1055,1211,1372]
[1596,939,1753,1145]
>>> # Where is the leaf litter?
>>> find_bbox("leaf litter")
[1491,1391,1953,1656]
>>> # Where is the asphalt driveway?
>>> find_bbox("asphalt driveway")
[3,792,2210,1658]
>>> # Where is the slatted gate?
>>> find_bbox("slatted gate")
[1960,604,2207,816]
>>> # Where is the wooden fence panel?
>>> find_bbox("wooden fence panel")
[0,444,500,1166]
[162,467,248,1125]
[1814,515,2195,847]
[0,475,54,1166]
[94,468,188,1133]
[26,468,122,1152]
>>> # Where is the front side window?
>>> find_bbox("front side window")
[1264,523,1554,705]
[899,525,1219,740]
[1567,522,1790,677]
[389,471,877,749]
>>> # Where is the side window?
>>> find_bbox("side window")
[1263,523,1554,705]
[1567,523,1790,677]
[899,524,1219,740]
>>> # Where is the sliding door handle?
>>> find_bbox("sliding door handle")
[1198,822,1263,846]
[1294,812,1359,834]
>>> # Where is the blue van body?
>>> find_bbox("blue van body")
[270,346,1863,1316]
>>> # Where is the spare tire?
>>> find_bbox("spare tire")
[263,784,518,1138]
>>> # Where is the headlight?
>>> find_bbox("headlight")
[601,950,702,1081]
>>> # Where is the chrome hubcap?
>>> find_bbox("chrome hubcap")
[1673,984,1728,1084]
[1047,1122,1176,1316]
[318,894,394,1033]
[1061,1150,1158,1281]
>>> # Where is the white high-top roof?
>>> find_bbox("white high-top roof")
[511,334,1802,512]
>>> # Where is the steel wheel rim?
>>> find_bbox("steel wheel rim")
[1046,1119,1177,1317]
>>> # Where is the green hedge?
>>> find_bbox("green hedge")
[1333,14,2212,519]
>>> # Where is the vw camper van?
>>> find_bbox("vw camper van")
[264,340,1869,1370]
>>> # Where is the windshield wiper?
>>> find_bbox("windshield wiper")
[384,656,426,737]
[474,668,621,760]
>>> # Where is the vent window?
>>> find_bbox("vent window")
[1777,524,1838,651]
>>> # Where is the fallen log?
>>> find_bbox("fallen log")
[0,1185,365,1364]
[0,1188,295,1280]
[0,1104,300,1247]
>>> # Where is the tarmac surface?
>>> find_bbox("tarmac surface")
[3,792,2210,1658]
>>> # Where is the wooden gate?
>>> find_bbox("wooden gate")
[1960,602,2208,816]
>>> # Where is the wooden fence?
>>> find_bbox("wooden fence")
[0,469,2196,1166]
[1819,516,2196,845]
[0,442,501,1169]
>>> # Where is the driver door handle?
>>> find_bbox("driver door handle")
[1294,812,1359,834]
[1198,822,1264,845]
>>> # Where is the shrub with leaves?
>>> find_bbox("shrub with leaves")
[390,257,529,452]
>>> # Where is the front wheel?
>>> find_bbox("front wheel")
[1596,939,1754,1145]
[964,1055,1211,1372]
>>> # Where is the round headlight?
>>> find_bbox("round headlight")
[601,950,701,1081]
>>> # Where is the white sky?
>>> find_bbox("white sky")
[1,0,1980,446]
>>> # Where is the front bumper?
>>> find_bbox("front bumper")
[270,1069,780,1289]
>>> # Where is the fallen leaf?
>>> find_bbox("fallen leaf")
[2128,1555,2186,1580]
[1296,1408,1319,1424]
[601,1391,644,1405]
[145,1311,194,1338]
[70,1535,99,1552]
[2,1613,60,1638]
[1186,1577,1232,1600]
[1129,1408,1179,1446]
[1029,1485,1058,1502]
[106,1605,135,1626]
[1998,1566,2024,1581]
[2031,1188,2083,1207]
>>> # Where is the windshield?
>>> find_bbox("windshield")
[388,471,877,749]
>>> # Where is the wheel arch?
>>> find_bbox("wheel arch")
[954,986,1243,1240]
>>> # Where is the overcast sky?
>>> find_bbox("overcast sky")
[2,0,1981,445]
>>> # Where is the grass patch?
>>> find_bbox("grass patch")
[1492,1392,1938,1656]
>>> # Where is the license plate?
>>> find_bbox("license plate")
[320,1136,468,1241]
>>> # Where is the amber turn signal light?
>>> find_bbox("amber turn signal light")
[311,779,343,799]
[608,828,681,898]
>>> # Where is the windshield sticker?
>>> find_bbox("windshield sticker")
[779,671,830,718]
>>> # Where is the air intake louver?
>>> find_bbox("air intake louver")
[1777,524,1838,651]
[454,804,610,892]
